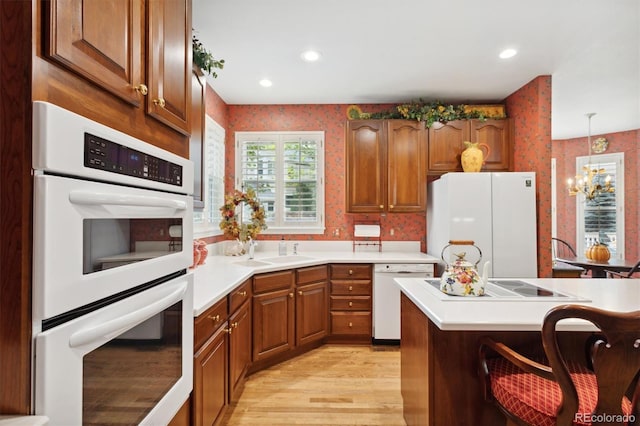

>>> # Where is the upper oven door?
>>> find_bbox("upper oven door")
[33,173,193,323]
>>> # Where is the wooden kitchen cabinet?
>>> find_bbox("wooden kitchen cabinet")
[346,120,427,213]
[296,266,329,346]
[427,119,512,174]
[193,298,229,426]
[228,280,252,402]
[328,264,372,342]
[45,0,192,135]
[252,270,295,362]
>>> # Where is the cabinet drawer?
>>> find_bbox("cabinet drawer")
[253,270,294,294]
[331,280,371,296]
[297,265,328,285]
[330,296,371,311]
[330,264,372,279]
[330,312,371,335]
[194,297,228,351]
[229,278,252,313]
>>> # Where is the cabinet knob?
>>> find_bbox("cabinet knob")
[348,301,353,307]
[389,204,394,209]
[207,314,220,323]
[348,269,353,275]
[348,285,353,291]
[379,205,384,209]
[233,321,239,328]
[153,98,166,108]
[225,327,233,334]
[239,290,247,297]
[134,83,148,96]
[349,322,353,327]
[289,292,294,298]
[298,290,303,296]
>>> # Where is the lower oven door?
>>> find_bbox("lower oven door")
[34,273,193,425]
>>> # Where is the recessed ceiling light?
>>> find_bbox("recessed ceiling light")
[301,50,321,62]
[499,48,517,59]
[259,79,273,88]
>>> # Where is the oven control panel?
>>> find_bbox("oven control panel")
[84,133,182,186]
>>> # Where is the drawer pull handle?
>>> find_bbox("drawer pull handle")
[349,286,353,291]
[349,301,353,307]
[349,322,353,327]
[134,83,148,95]
[208,314,220,323]
[239,290,247,297]
[349,269,353,275]
[289,292,294,298]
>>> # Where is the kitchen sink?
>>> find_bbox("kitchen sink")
[261,255,315,263]
[234,259,271,267]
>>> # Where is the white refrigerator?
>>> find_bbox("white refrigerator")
[427,172,538,278]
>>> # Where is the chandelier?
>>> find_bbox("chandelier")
[566,113,614,200]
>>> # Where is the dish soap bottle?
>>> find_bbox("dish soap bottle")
[278,237,287,256]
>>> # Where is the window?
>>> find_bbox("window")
[575,152,624,259]
[236,132,325,234]
[193,116,225,236]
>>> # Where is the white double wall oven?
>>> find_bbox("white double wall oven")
[32,102,194,425]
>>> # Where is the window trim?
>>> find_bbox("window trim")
[235,131,325,235]
[193,116,225,238]
[574,152,624,259]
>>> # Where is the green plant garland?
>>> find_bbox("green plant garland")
[192,33,225,78]
[219,188,267,242]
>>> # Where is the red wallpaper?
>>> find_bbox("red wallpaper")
[505,75,553,277]
[553,129,639,262]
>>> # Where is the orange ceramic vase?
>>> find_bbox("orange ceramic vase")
[461,141,490,172]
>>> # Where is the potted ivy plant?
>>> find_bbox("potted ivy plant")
[192,33,225,78]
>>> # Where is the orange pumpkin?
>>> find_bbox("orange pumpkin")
[585,243,610,262]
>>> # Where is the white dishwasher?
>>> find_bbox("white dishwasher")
[373,263,434,342]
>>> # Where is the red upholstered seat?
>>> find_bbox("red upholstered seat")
[486,357,632,426]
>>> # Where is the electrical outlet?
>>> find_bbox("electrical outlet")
[333,228,340,237]
[390,228,394,236]
[160,229,164,236]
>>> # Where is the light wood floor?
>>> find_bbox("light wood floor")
[222,345,406,425]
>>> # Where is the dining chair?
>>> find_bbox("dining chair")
[551,237,577,260]
[552,237,586,277]
[606,260,640,279]
[478,304,640,426]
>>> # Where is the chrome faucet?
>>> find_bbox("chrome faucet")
[293,243,299,255]
[248,239,257,259]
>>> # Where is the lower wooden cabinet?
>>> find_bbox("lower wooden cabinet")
[296,266,329,346]
[193,323,228,426]
[228,299,252,402]
[252,271,295,362]
[328,264,372,342]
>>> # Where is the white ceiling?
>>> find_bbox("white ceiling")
[192,0,639,140]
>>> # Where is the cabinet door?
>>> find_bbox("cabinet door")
[346,120,386,213]
[252,288,295,362]
[193,325,228,426]
[296,281,329,346]
[470,119,512,171]
[147,0,192,134]
[427,120,470,173]
[228,300,252,403]
[387,120,427,212]
[45,0,144,106]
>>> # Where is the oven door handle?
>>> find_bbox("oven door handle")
[69,190,187,210]
[68,283,187,348]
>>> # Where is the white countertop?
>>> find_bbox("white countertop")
[192,248,438,316]
[396,277,640,332]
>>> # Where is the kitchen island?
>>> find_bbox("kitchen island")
[395,277,640,426]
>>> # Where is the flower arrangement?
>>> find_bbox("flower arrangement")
[219,188,267,242]
[192,32,225,78]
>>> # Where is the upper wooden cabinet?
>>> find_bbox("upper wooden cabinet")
[427,119,513,174]
[45,0,191,135]
[346,120,427,213]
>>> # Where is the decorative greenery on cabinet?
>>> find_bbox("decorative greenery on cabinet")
[192,32,225,78]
